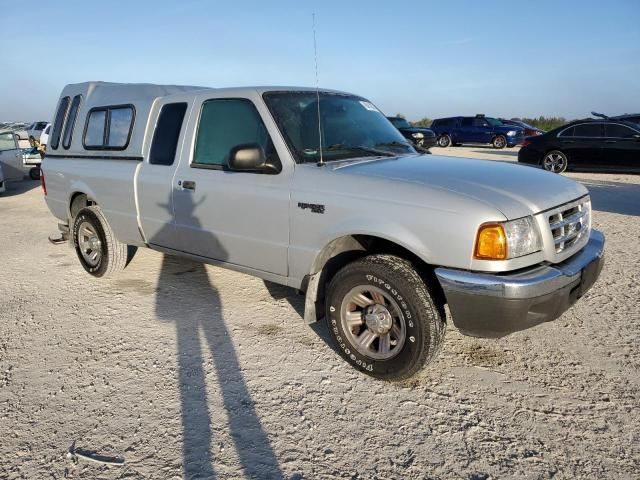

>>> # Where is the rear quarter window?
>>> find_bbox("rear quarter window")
[149,103,188,165]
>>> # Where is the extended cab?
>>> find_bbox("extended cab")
[42,82,604,380]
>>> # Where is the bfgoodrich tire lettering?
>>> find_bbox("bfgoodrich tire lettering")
[72,206,128,278]
[326,254,446,380]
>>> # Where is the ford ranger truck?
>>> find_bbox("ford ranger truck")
[41,82,605,380]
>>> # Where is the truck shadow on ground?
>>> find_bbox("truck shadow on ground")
[153,193,282,479]
[0,179,39,197]
[262,280,340,356]
[576,178,640,217]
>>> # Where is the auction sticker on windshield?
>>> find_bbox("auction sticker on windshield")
[360,101,379,112]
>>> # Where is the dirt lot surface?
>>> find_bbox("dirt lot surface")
[1,147,639,479]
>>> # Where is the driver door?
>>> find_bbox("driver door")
[172,93,292,276]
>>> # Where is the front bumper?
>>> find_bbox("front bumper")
[435,230,605,338]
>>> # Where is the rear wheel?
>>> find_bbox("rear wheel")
[542,150,568,173]
[437,134,452,148]
[72,206,128,277]
[326,254,446,380]
[492,135,507,149]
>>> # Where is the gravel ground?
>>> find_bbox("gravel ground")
[1,147,638,479]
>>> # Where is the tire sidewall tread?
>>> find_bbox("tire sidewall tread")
[72,206,127,278]
[326,254,446,381]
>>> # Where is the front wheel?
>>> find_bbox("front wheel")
[492,135,507,149]
[72,206,128,277]
[29,167,40,180]
[542,150,568,173]
[326,254,446,380]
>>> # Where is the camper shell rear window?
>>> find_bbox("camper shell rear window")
[83,105,135,150]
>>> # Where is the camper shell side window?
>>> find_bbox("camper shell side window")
[82,104,135,151]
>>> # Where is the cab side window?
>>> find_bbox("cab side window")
[461,118,473,127]
[192,98,280,172]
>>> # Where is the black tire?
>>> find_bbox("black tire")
[29,167,40,180]
[541,150,568,173]
[492,135,507,149]
[72,206,128,278]
[437,134,452,148]
[325,254,446,380]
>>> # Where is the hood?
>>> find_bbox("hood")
[331,154,588,219]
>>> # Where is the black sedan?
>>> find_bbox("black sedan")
[518,119,640,173]
[387,117,437,151]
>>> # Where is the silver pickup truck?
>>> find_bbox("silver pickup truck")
[42,82,605,380]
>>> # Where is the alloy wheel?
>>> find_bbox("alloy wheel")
[340,285,407,360]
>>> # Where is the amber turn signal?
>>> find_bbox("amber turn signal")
[474,224,507,260]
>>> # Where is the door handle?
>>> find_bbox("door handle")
[605,140,617,144]
[181,180,196,191]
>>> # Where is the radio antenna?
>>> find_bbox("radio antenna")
[312,12,324,166]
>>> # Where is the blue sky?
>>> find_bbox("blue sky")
[1,0,638,122]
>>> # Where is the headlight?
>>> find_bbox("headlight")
[506,130,517,136]
[411,132,424,139]
[474,216,542,260]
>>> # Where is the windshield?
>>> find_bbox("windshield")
[263,91,415,163]
[485,117,503,126]
[389,117,411,129]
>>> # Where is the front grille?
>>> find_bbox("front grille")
[548,199,591,253]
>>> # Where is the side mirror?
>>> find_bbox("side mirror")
[228,144,281,174]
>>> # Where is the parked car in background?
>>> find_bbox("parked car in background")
[0,130,34,181]
[518,118,640,173]
[609,113,640,126]
[0,162,5,194]
[39,123,51,147]
[26,121,49,146]
[500,119,544,137]
[430,115,525,149]
[386,116,436,151]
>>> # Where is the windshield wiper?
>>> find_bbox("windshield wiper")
[374,141,413,150]
[325,144,395,157]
